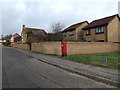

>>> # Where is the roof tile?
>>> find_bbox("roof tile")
[83,14,119,30]
[62,21,88,32]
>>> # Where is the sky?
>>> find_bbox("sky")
[0,0,120,36]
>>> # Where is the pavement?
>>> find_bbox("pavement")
[12,46,120,87]
[2,46,119,88]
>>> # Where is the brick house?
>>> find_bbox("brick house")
[10,33,21,43]
[83,14,120,42]
[62,21,89,41]
[21,25,46,43]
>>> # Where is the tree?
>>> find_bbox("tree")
[26,30,46,43]
[4,40,10,46]
[46,22,64,41]
[51,22,64,33]
[2,34,12,46]
[46,33,53,41]
[3,34,12,40]
[52,32,63,41]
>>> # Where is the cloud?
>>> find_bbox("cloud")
[1,0,119,35]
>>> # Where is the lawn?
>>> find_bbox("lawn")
[62,53,120,69]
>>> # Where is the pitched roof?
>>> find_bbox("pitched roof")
[22,26,46,34]
[62,21,88,32]
[24,27,45,32]
[13,33,20,37]
[83,14,119,30]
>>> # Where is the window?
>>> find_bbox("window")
[101,27,104,32]
[63,32,67,37]
[96,26,104,34]
[69,31,74,36]
[86,30,91,35]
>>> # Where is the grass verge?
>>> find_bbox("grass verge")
[62,53,120,69]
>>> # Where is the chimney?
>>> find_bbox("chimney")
[23,25,25,28]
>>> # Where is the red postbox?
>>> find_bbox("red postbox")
[61,41,67,57]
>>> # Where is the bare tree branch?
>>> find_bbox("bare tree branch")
[46,22,64,41]
[51,22,64,33]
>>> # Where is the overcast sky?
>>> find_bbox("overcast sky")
[0,0,120,36]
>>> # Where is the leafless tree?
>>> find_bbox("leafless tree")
[51,22,64,33]
[46,22,64,41]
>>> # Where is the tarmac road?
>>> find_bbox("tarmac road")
[2,46,116,88]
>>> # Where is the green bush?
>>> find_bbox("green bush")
[4,40,11,46]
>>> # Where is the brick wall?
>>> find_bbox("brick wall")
[11,43,30,50]
[12,42,119,56]
[67,42,119,55]
[32,42,61,55]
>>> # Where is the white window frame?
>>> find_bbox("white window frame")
[86,29,91,35]
[63,32,67,37]
[96,26,104,33]
[69,31,74,36]
[101,27,104,32]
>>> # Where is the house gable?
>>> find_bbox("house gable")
[83,14,119,42]
[21,25,46,42]
[62,21,89,41]
[76,22,89,41]
[83,14,118,30]
[107,15,120,42]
